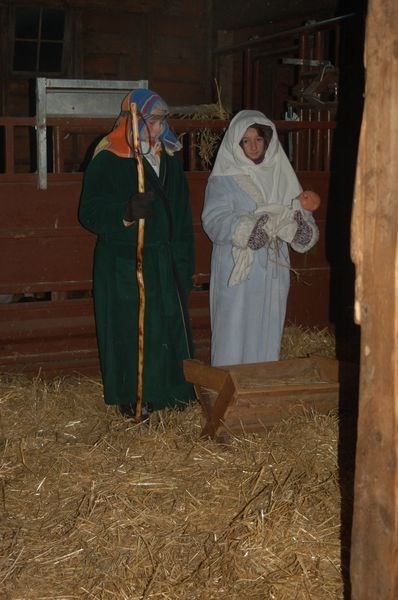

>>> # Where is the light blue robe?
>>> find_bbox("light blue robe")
[202,175,317,366]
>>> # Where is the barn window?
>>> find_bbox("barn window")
[13,6,65,73]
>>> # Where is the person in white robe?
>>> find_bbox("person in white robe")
[202,110,319,366]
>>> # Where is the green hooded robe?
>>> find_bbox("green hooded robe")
[79,148,195,410]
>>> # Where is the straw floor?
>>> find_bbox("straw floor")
[0,326,354,599]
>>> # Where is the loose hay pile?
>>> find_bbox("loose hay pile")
[281,324,336,360]
[174,81,230,170]
[0,326,350,599]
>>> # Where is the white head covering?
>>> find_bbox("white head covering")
[210,110,301,208]
[208,111,303,287]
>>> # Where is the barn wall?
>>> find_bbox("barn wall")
[0,0,212,117]
[0,0,361,375]
[0,164,332,376]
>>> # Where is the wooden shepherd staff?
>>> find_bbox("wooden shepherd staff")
[130,101,145,423]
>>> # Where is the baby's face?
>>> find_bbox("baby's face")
[299,191,321,211]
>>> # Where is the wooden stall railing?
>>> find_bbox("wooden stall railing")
[0,116,335,375]
[0,116,335,177]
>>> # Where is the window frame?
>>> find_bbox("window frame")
[10,4,69,77]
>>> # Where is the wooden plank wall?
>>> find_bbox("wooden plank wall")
[0,179,98,374]
[0,0,212,117]
[0,168,331,376]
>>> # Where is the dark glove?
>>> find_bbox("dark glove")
[292,210,313,247]
[247,214,269,250]
[123,192,154,222]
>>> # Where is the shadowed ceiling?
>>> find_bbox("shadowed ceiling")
[213,0,340,30]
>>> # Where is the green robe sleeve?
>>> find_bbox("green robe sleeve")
[79,151,137,236]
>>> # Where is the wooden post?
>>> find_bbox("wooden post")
[130,102,145,423]
[350,1,398,598]
[216,30,234,114]
[243,48,253,109]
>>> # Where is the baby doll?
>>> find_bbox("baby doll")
[299,190,321,212]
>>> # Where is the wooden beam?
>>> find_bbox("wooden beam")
[350,1,398,597]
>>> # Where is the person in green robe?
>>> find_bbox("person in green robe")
[79,88,195,418]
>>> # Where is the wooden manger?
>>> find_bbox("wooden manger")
[184,356,342,440]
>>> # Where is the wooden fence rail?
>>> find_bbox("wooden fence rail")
[0,116,335,179]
